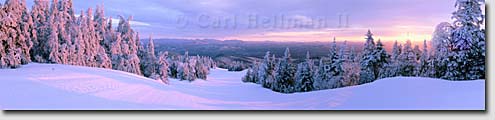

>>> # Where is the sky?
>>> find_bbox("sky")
[20,0,467,43]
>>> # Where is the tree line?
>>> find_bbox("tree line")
[243,0,485,93]
[0,0,216,83]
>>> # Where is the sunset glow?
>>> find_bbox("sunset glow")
[223,26,433,43]
[18,0,459,43]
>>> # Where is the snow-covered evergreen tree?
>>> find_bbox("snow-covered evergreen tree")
[412,44,422,78]
[273,48,296,93]
[187,57,197,81]
[295,51,314,92]
[374,39,390,79]
[383,40,401,77]
[391,40,401,61]
[156,51,169,84]
[258,51,275,88]
[0,4,7,68]
[177,62,190,81]
[0,0,35,68]
[111,16,142,75]
[313,58,330,90]
[30,0,50,63]
[0,0,181,83]
[243,61,260,83]
[418,40,431,77]
[45,0,61,64]
[432,22,453,78]
[359,30,377,84]
[328,38,344,88]
[413,45,422,61]
[176,51,199,81]
[242,68,255,83]
[140,35,157,78]
[398,40,418,76]
[19,0,35,65]
[445,0,485,80]
[329,37,339,63]
[167,56,179,78]
[195,55,209,80]
[342,60,360,87]
[94,5,109,50]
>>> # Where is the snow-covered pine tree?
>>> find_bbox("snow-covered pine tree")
[391,40,401,61]
[206,56,216,68]
[177,51,197,81]
[252,61,260,83]
[418,40,430,77]
[342,58,360,87]
[226,61,246,71]
[46,0,61,64]
[359,29,377,84]
[137,32,147,65]
[103,16,115,55]
[167,56,179,78]
[30,0,50,63]
[141,35,157,78]
[195,55,208,80]
[259,51,275,88]
[57,0,76,65]
[313,58,330,90]
[177,52,187,80]
[413,45,422,61]
[242,61,260,83]
[328,37,344,89]
[0,3,6,68]
[19,0,34,65]
[71,10,85,66]
[182,51,189,62]
[398,40,418,76]
[177,62,189,81]
[109,31,122,68]
[84,8,101,67]
[384,40,401,77]
[0,0,18,68]
[447,0,485,80]
[0,43,5,68]
[64,3,78,65]
[1,0,23,67]
[432,22,453,78]
[374,39,390,79]
[329,37,338,62]
[412,44,422,77]
[186,56,197,81]
[91,4,112,69]
[94,5,108,49]
[273,48,296,93]
[113,15,142,75]
[295,51,314,92]
[242,68,253,83]
[156,51,169,84]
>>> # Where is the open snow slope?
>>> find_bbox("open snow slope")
[0,63,485,110]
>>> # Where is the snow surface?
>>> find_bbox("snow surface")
[0,63,485,110]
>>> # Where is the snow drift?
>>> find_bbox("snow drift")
[0,63,485,110]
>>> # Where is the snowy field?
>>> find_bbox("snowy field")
[0,63,485,110]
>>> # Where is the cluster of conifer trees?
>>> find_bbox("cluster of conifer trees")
[242,39,359,93]
[0,0,216,83]
[243,0,485,93]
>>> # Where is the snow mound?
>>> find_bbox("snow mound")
[0,63,485,110]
